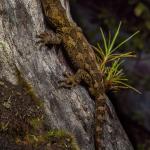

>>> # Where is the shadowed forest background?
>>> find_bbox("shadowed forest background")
[70,0,150,150]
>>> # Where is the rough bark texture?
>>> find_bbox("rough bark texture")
[0,0,134,150]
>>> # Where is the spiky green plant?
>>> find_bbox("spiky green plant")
[95,22,141,93]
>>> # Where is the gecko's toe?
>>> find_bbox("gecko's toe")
[36,32,49,38]
[58,73,77,89]
[36,32,51,46]
[62,72,72,78]
[36,39,45,44]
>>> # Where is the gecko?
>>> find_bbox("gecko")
[37,0,107,149]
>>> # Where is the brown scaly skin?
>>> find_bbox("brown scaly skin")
[38,0,106,149]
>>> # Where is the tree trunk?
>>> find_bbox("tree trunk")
[0,0,134,150]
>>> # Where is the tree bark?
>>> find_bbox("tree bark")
[0,0,134,149]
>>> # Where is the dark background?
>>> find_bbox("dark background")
[70,0,150,149]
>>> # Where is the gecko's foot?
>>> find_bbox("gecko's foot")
[36,31,61,48]
[36,32,52,46]
[58,72,78,88]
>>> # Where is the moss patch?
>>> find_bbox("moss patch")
[0,78,44,149]
[0,75,80,149]
[46,130,80,150]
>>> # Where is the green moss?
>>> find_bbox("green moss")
[0,69,80,149]
[0,122,9,132]
[46,130,80,150]
[0,77,44,148]
[29,117,43,131]
[14,130,80,150]
[15,67,44,108]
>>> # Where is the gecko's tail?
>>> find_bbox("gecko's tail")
[95,93,106,150]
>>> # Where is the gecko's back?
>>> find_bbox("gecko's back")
[39,1,106,150]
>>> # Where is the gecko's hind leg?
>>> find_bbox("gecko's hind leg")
[36,31,62,46]
[59,69,93,88]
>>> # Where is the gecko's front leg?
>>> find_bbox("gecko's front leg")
[59,69,93,89]
[36,31,62,46]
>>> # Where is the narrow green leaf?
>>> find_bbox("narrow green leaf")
[108,21,122,52]
[112,30,140,52]
[108,31,111,48]
[95,44,105,58]
[108,52,136,62]
[100,27,108,53]
[114,81,141,94]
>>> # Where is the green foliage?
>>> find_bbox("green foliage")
[95,22,141,93]
[47,130,80,150]
[47,130,68,137]
[137,144,145,150]
[134,2,148,17]
[29,117,43,130]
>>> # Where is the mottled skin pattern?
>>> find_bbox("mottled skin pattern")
[38,0,106,149]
